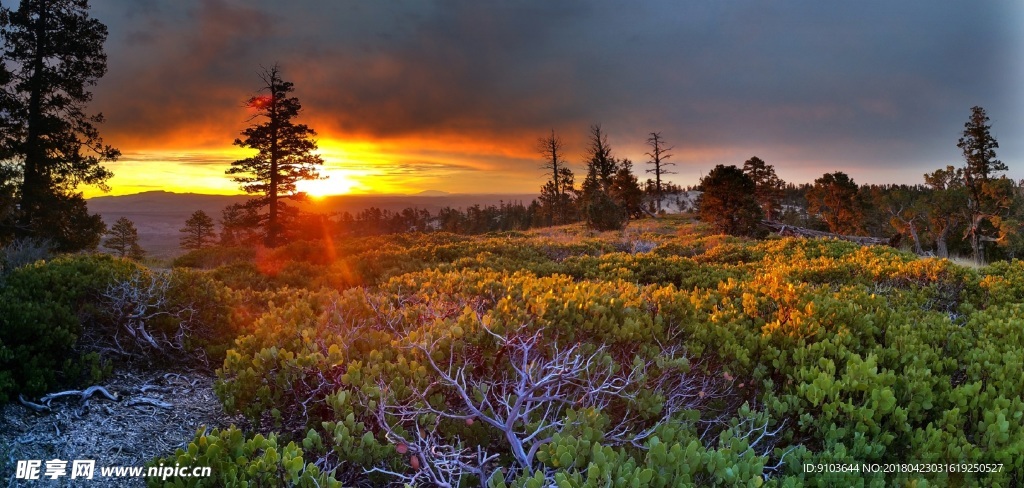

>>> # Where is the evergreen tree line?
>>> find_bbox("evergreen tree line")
[698,106,1019,264]
[207,200,555,245]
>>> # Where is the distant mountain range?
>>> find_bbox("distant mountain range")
[86,191,538,260]
[412,190,451,196]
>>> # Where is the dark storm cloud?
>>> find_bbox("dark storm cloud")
[91,0,277,147]
[85,0,1022,183]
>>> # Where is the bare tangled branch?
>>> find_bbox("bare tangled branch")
[371,326,727,485]
[0,237,52,274]
[368,412,499,488]
[735,413,796,481]
[91,270,201,362]
[40,385,119,404]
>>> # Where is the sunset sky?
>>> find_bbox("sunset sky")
[20,0,1024,197]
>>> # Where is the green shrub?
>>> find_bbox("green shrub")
[209,261,274,290]
[171,227,1024,484]
[147,427,341,487]
[0,255,138,401]
[164,268,236,362]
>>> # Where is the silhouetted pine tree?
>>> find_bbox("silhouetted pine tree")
[580,124,626,230]
[180,210,217,250]
[226,65,323,247]
[742,157,784,221]
[104,217,144,260]
[0,0,119,251]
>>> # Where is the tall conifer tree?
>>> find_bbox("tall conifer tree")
[227,65,323,248]
[956,106,1011,264]
[742,156,784,221]
[697,164,763,236]
[0,0,119,250]
[104,216,144,260]
[580,124,626,230]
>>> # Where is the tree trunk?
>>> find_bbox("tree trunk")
[267,83,280,248]
[268,156,278,247]
[968,215,984,265]
[655,171,662,213]
[936,234,949,259]
[18,4,48,235]
[908,220,924,255]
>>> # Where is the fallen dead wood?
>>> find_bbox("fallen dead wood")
[40,385,119,404]
[140,384,174,394]
[762,221,890,246]
[18,395,50,414]
[18,383,178,414]
[126,397,173,409]
[2,368,233,481]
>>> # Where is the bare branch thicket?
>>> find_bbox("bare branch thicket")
[0,238,52,275]
[367,414,500,488]
[91,271,201,362]
[731,412,796,481]
[371,327,727,486]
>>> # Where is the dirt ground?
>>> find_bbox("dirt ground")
[0,368,242,487]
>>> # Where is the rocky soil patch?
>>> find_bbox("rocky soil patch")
[1,368,241,487]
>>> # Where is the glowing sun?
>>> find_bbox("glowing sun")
[297,173,357,197]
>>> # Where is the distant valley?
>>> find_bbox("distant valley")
[86,191,538,260]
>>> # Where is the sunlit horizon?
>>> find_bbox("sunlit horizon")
[83,135,572,198]
[81,134,549,198]
[80,130,986,199]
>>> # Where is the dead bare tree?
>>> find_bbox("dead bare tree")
[645,132,676,212]
[537,129,577,225]
[762,220,889,246]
